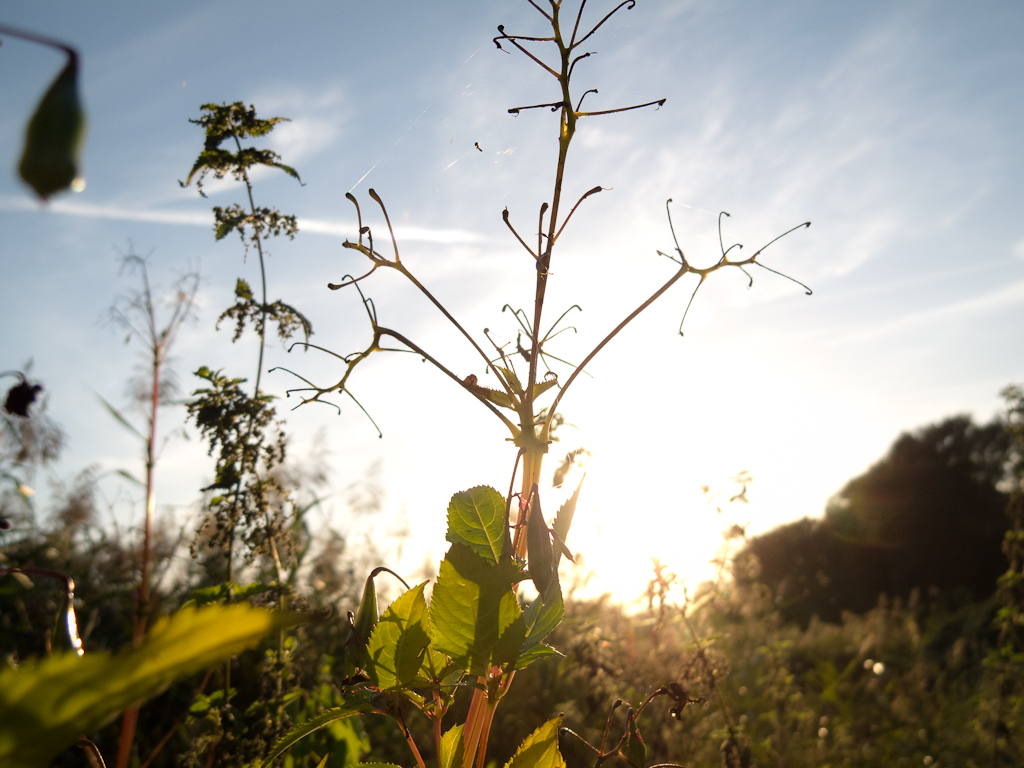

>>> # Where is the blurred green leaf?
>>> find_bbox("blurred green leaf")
[446,486,506,565]
[0,604,306,768]
[113,469,144,487]
[97,394,145,442]
[19,53,87,200]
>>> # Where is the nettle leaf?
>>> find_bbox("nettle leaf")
[0,604,306,768]
[531,375,558,400]
[482,386,515,409]
[553,475,584,567]
[367,582,431,690]
[446,486,506,564]
[428,543,526,675]
[504,716,566,768]
[214,204,249,241]
[234,278,254,300]
[259,689,383,768]
[440,724,465,768]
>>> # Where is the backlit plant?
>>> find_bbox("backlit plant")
[261,2,811,767]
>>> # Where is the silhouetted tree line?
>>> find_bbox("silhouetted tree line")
[737,414,1012,624]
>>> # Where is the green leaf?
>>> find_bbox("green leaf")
[367,582,431,689]
[514,643,562,670]
[440,724,465,768]
[428,543,526,675]
[446,486,506,565]
[258,690,382,768]
[234,278,254,300]
[0,604,306,768]
[521,580,564,652]
[97,394,145,442]
[113,469,144,487]
[185,580,278,608]
[495,365,524,396]
[19,53,87,200]
[531,376,558,400]
[503,716,565,768]
[481,386,515,409]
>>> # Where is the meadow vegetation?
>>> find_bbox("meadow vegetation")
[2,2,1022,767]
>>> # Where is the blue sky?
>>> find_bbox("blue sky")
[2,1,1023,602]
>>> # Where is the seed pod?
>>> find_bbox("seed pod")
[343,567,381,673]
[19,52,88,200]
[526,483,555,599]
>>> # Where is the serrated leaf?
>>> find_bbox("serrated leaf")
[258,690,382,768]
[495,365,524,396]
[0,604,306,768]
[428,544,526,675]
[552,475,584,567]
[531,376,558,400]
[234,278,254,300]
[367,582,431,689]
[504,716,566,768]
[446,486,506,564]
[482,387,515,409]
[440,724,465,768]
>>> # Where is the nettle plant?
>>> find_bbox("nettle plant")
[255,2,811,768]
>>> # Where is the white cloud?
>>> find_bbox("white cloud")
[1014,238,1024,260]
[0,195,483,244]
[827,278,1024,347]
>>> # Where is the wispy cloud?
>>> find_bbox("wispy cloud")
[0,195,484,244]
[826,278,1024,347]
[0,195,209,226]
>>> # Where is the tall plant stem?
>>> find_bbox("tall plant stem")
[116,282,164,768]
[220,133,274,705]
[513,3,578,559]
